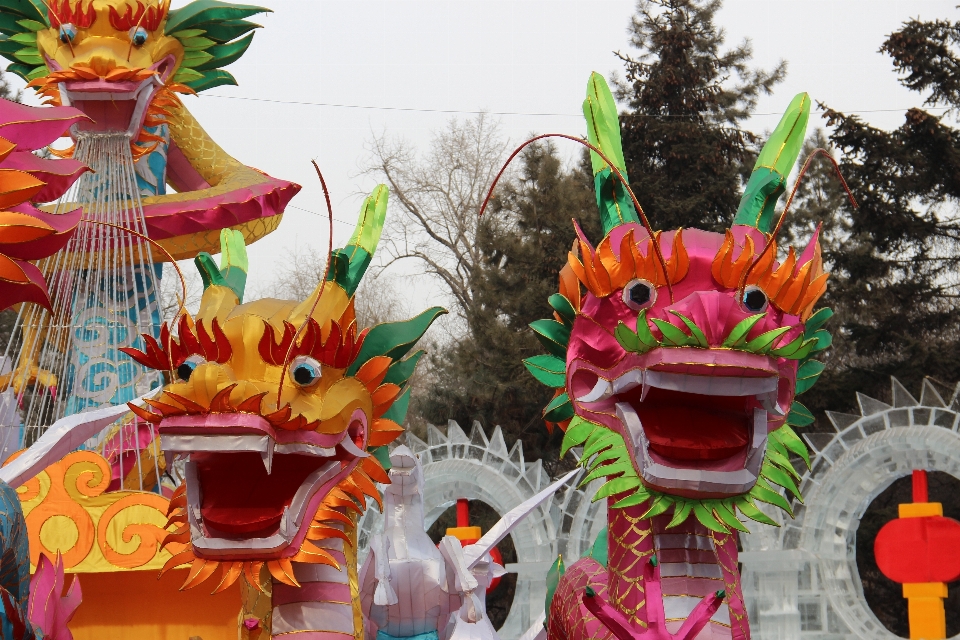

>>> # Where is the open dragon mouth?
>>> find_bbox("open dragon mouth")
[159,410,368,559]
[573,356,786,498]
[49,56,175,136]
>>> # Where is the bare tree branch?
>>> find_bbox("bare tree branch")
[361,113,510,321]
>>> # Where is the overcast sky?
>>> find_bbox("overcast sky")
[18,0,960,303]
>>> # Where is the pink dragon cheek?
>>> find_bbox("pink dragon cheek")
[774,358,800,430]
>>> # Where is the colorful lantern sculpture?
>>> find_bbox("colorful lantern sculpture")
[521,73,845,640]
[0,0,299,454]
[121,187,445,638]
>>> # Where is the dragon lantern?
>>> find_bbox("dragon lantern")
[0,0,297,257]
[122,185,444,638]
[525,74,837,640]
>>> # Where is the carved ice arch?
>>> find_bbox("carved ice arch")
[740,377,960,639]
[357,421,606,640]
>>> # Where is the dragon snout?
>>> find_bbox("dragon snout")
[186,362,237,408]
[660,290,762,346]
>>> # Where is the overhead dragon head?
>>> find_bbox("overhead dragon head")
[525,74,830,533]
[0,0,267,156]
[122,185,445,589]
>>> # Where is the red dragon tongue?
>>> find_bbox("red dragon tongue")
[193,452,332,537]
[629,387,752,461]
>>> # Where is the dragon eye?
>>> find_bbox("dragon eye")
[291,356,322,388]
[622,278,657,311]
[59,24,76,43]
[742,286,769,313]
[130,26,148,46]
[176,355,205,381]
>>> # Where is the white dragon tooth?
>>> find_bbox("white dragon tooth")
[615,403,645,451]
[261,440,274,475]
[613,370,644,394]
[640,381,650,402]
[339,435,371,458]
[758,391,784,416]
[576,378,611,403]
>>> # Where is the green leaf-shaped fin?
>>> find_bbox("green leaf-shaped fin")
[325,184,388,297]
[380,386,412,425]
[165,0,269,92]
[0,0,46,24]
[165,0,269,33]
[194,228,248,302]
[383,350,425,388]
[588,526,608,566]
[0,1,47,80]
[733,92,810,232]
[545,555,565,619]
[346,307,447,377]
[583,72,640,235]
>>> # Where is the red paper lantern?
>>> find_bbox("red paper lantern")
[875,515,960,584]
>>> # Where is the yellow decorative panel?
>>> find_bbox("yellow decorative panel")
[15,450,185,573]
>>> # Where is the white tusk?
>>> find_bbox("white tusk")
[576,378,612,403]
[261,441,274,474]
[339,435,370,458]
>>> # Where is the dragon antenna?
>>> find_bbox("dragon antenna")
[276,160,335,409]
[83,219,187,379]
[44,0,76,56]
[479,132,674,302]
[126,2,149,62]
[739,148,858,295]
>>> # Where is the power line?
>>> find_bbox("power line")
[287,204,355,225]
[205,93,951,118]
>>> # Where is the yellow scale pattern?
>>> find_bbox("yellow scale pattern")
[549,560,612,640]
[712,531,748,639]
[607,506,654,627]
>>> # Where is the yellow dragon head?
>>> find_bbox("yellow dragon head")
[0,0,269,157]
[0,0,300,259]
[122,185,445,590]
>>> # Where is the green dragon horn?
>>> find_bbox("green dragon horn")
[733,92,811,233]
[583,72,641,235]
[195,228,249,302]
[325,184,388,298]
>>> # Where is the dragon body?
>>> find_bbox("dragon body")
[123,186,444,639]
[527,75,831,640]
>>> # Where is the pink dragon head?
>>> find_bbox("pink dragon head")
[525,74,829,531]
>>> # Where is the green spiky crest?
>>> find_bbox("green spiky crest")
[0,0,49,83]
[167,0,270,91]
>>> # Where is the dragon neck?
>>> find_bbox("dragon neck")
[164,99,247,190]
[606,500,750,640]
[270,526,363,640]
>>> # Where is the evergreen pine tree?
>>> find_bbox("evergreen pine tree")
[784,15,960,420]
[414,143,599,470]
[615,0,784,232]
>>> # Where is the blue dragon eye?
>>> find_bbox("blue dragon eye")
[176,355,205,381]
[291,356,322,387]
[59,24,76,43]
[130,26,148,46]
